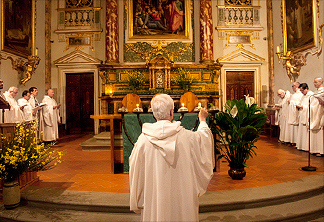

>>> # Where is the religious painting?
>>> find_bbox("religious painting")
[128,0,191,40]
[1,0,35,58]
[283,0,317,54]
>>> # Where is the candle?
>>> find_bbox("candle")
[136,104,139,108]
[35,48,38,56]
[198,103,201,108]
[182,103,184,107]
[276,46,280,53]
[109,90,112,94]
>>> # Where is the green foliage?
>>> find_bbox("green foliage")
[171,68,193,90]
[0,121,64,182]
[126,70,146,90]
[212,98,267,168]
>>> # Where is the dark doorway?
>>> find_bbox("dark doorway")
[66,73,94,134]
[226,71,254,101]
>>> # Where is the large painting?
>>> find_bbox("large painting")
[128,0,191,40]
[1,0,35,58]
[283,0,317,54]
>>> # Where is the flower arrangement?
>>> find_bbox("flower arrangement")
[212,96,267,171]
[0,121,64,182]
[171,68,193,90]
[126,70,146,90]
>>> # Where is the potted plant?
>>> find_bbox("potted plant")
[0,121,64,209]
[171,68,193,90]
[211,96,267,180]
[126,70,146,90]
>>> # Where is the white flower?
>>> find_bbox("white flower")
[244,95,255,107]
[230,105,238,118]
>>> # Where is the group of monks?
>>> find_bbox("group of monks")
[0,78,61,143]
[276,77,324,156]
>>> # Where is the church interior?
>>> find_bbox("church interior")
[0,0,324,221]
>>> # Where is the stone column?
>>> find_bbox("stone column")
[106,0,119,63]
[266,0,275,109]
[200,0,214,63]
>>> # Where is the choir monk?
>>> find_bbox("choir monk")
[41,89,61,142]
[276,89,291,143]
[309,77,324,156]
[129,94,214,222]
[3,86,24,123]
[17,90,34,121]
[287,82,303,146]
[296,83,313,151]
[29,86,40,119]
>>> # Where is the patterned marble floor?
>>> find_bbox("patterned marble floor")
[32,133,324,193]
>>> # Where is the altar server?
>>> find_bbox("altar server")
[309,77,324,156]
[276,89,291,143]
[3,86,24,123]
[17,90,34,121]
[129,94,214,222]
[287,82,303,146]
[40,89,61,142]
[296,83,313,151]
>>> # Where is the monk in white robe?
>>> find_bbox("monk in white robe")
[129,94,214,222]
[17,90,34,121]
[296,83,313,151]
[41,89,61,142]
[276,89,291,143]
[287,82,303,145]
[29,87,40,120]
[308,77,324,156]
[3,86,24,123]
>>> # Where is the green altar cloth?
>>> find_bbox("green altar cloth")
[122,113,201,173]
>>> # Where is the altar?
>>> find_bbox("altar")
[122,113,204,173]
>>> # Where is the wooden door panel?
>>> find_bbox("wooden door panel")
[226,71,254,101]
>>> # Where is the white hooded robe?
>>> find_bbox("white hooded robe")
[129,120,214,222]
[41,95,60,141]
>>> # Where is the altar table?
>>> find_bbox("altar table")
[122,113,201,173]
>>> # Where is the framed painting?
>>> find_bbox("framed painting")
[282,0,317,54]
[127,0,191,40]
[1,0,36,58]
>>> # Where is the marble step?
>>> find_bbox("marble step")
[79,132,123,151]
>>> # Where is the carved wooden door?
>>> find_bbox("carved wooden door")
[226,71,254,101]
[66,73,94,134]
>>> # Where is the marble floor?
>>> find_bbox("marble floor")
[30,133,324,193]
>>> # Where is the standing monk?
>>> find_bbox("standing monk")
[41,89,61,142]
[129,94,214,222]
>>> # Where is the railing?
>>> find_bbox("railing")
[217,6,260,27]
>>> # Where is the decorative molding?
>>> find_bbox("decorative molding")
[217,48,265,64]
[53,50,102,66]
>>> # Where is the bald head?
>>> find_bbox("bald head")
[314,77,323,89]
[277,89,286,99]
[47,89,54,98]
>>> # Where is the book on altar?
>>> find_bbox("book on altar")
[33,102,47,111]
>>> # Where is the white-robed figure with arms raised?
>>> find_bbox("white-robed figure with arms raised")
[129,94,214,222]
[41,89,61,142]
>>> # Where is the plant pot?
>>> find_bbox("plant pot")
[3,180,20,209]
[228,168,246,180]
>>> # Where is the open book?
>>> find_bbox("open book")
[32,102,47,111]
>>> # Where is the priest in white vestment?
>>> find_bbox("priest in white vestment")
[17,90,34,121]
[3,86,24,123]
[308,77,324,156]
[296,83,313,151]
[276,89,291,143]
[129,94,214,222]
[40,89,61,142]
[29,87,40,120]
[287,82,303,145]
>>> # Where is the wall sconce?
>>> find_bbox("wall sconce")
[0,50,41,85]
[276,46,304,82]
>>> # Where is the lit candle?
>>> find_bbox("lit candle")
[198,103,201,108]
[276,46,280,53]
[35,48,38,56]
[182,103,184,107]
[109,90,112,94]
[136,104,139,108]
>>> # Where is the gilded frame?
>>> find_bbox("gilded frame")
[282,0,317,54]
[1,0,36,58]
[127,0,191,40]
